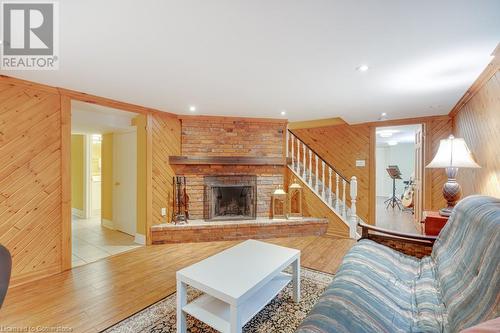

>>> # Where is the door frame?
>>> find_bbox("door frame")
[368,118,430,227]
[62,93,157,271]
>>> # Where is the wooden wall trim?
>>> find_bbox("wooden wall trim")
[449,44,500,118]
[58,88,177,117]
[368,127,376,225]
[0,75,60,95]
[60,95,72,271]
[361,114,450,128]
[146,112,153,245]
[288,117,346,130]
[178,114,288,124]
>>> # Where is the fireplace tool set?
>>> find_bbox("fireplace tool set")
[172,176,189,224]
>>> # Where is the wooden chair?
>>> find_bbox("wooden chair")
[0,244,12,308]
[358,221,436,258]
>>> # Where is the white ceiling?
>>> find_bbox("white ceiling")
[5,0,500,123]
[71,101,137,134]
[376,124,421,146]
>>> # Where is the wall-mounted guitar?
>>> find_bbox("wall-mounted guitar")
[401,179,415,210]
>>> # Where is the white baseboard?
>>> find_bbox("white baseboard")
[72,208,84,218]
[102,218,115,230]
[134,233,146,245]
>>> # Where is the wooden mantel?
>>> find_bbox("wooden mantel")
[169,156,287,166]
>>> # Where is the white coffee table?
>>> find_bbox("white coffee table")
[176,239,300,333]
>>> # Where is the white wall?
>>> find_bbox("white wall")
[376,143,415,197]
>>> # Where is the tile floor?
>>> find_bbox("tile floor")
[72,216,142,267]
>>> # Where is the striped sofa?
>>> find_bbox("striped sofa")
[297,195,500,333]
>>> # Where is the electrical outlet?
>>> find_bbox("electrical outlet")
[161,207,167,216]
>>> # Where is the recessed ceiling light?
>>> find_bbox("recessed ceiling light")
[356,64,369,72]
[388,140,398,146]
[189,106,196,112]
[280,110,286,116]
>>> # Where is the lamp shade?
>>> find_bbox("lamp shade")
[426,135,480,169]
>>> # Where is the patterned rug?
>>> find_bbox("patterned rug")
[104,268,333,333]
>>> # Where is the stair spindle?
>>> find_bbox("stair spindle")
[321,161,326,200]
[315,155,319,192]
[349,176,358,238]
[291,134,295,170]
[335,173,340,211]
[342,179,347,218]
[308,150,312,186]
[328,168,332,206]
[302,143,306,179]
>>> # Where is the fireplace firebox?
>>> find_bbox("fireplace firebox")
[204,175,257,221]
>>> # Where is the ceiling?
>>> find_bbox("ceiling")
[71,101,138,134]
[6,0,500,123]
[376,124,421,146]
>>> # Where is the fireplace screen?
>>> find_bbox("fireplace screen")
[212,186,253,219]
[204,175,257,221]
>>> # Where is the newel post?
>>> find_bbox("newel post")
[349,176,358,239]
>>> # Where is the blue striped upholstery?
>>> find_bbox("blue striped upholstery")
[296,195,500,333]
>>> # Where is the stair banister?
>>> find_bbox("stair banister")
[350,176,358,238]
[286,129,361,239]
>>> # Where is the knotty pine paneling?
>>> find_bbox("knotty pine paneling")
[0,81,63,286]
[292,124,371,223]
[453,70,500,199]
[151,113,181,225]
[286,169,349,238]
[425,117,453,211]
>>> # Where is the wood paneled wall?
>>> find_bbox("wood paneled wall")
[425,117,453,210]
[0,81,63,286]
[452,70,500,198]
[292,116,453,224]
[151,113,181,226]
[292,124,371,222]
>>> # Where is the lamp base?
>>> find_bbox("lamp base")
[439,167,461,217]
[439,207,453,217]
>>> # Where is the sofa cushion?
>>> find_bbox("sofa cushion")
[432,195,500,332]
[296,239,448,333]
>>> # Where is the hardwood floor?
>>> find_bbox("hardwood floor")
[376,196,420,234]
[0,236,354,333]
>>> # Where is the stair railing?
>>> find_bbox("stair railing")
[286,130,358,238]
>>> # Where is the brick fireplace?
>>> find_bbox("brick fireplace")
[172,116,287,220]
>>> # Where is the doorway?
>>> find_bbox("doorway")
[70,101,143,267]
[375,124,423,234]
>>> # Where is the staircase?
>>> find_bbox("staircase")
[286,130,360,239]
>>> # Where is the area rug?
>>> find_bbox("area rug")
[104,268,333,333]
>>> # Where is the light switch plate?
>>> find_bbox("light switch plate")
[161,208,167,216]
[356,159,366,167]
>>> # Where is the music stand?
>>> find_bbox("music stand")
[385,165,403,210]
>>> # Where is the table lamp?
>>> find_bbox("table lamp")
[426,135,480,216]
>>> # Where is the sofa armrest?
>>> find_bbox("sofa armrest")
[358,222,436,258]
